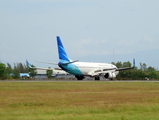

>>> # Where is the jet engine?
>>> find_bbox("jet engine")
[104,72,116,79]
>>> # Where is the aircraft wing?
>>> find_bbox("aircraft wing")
[90,59,135,76]
[116,67,134,71]
[89,69,114,77]
[90,67,134,77]
[116,59,135,71]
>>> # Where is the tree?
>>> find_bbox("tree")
[12,69,20,79]
[148,72,157,79]
[115,61,123,68]
[140,63,147,71]
[123,61,131,67]
[147,66,156,72]
[111,62,116,65]
[5,63,13,79]
[28,65,37,78]
[46,67,53,79]
[6,63,13,74]
[13,63,28,73]
[116,61,132,80]
[0,63,6,79]
[6,63,12,71]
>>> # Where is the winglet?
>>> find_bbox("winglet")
[133,58,135,68]
[26,59,33,68]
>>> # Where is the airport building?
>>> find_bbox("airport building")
[34,68,75,79]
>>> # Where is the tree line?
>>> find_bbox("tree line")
[0,61,159,80]
[112,61,159,80]
[0,63,28,79]
[0,62,53,80]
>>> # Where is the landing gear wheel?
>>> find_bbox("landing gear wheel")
[75,75,84,80]
[95,76,100,81]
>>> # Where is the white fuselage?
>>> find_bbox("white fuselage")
[59,61,119,77]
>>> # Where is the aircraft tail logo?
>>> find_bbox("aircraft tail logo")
[57,36,70,63]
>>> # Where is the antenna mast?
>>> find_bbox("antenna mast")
[113,49,115,63]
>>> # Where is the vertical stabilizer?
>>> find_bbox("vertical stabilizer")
[57,36,70,63]
[26,59,33,68]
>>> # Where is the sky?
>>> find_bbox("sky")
[0,0,159,68]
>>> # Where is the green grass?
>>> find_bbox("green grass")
[0,81,159,119]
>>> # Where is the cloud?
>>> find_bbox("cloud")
[1,0,159,67]
[81,38,107,45]
[65,37,112,59]
[144,36,155,42]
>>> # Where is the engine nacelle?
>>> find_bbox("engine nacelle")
[104,72,116,79]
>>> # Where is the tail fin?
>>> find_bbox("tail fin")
[26,59,33,68]
[57,36,70,63]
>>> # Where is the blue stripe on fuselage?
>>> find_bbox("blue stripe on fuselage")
[58,62,83,75]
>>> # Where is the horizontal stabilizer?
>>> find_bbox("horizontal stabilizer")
[60,60,79,65]
[35,61,58,65]
[31,67,54,70]
[26,60,61,70]
[54,68,63,70]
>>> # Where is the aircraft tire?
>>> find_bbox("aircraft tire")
[75,75,84,80]
[95,76,100,81]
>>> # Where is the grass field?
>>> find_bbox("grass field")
[0,81,159,120]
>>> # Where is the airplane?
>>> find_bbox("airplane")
[26,59,69,76]
[55,36,135,80]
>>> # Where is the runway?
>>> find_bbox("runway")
[0,80,159,82]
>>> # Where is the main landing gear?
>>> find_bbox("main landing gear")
[94,76,100,81]
[75,75,84,80]
[75,75,100,81]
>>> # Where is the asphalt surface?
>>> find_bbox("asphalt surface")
[0,80,159,82]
